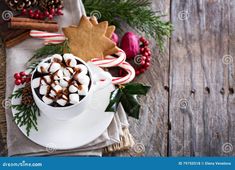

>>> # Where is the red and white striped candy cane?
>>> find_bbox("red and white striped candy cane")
[30,30,135,84]
[30,30,66,45]
[90,50,135,84]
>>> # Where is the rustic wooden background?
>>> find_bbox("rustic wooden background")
[0,0,235,156]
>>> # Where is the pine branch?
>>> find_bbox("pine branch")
[83,0,173,51]
[12,103,40,136]
[9,87,24,99]
[10,86,40,136]
[27,40,70,63]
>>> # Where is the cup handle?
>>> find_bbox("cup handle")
[92,71,113,92]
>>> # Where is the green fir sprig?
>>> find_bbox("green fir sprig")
[9,87,24,99]
[10,87,40,136]
[12,103,40,136]
[27,40,70,64]
[83,0,173,51]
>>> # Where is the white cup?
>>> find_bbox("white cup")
[31,56,112,121]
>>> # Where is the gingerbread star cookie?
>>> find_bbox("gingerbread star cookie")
[63,16,118,61]
[89,16,119,56]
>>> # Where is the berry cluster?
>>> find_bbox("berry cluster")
[119,36,151,77]
[135,37,151,76]
[14,71,31,85]
[21,7,63,20]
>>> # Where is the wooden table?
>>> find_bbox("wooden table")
[0,0,235,156]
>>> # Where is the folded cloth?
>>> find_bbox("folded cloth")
[5,0,133,156]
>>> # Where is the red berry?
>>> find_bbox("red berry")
[14,73,21,79]
[22,9,27,15]
[28,9,33,14]
[44,11,50,17]
[48,15,53,20]
[15,79,22,85]
[135,70,140,76]
[21,78,26,84]
[142,56,147,61]
[35,9,39,14]
[144,40,149,46]
[29,13,34,18]
[145,62,150,67]
[144,52,149,57]
[141,60,145,65]
[26,77,31,83]
[146,57,151,62]
[39,13,44,19]
[50,8,55,15]
[20,71,26,76]
[34,13,39,19]
[140,47,145,53]
[144,47,149,52]
[140,37,145,43]
[57,9,63,15]
[140,68,145,73]
[148,51,151,56]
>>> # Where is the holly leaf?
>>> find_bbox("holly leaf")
[105,83,151,119]
[105,88,122,112]
[123,83,150,95]
[120,94,140,119]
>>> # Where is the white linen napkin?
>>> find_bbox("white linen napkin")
[5,0,130,156]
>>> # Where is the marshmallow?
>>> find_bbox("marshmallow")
[32,78,40,88]
[48,89,56,98]
[59,77,70,88]
[63,53,74,61]
[41,75,51,85]
[69,84,78,93]
[63,53,77,67]
[77,85,89,96]
[69,93,80,104]
[74,73,90,86]
[51,54,63,63]
[37,63,50,73]
[52,84,63,93]
[39,85,49,95]
[57,95,68,106]
[49,62,61,73]
[63,67,74,77]
[74,64,88,75]
[54,69,63,80]
[66,58,77,67]
[51,81,59,87]
[42,96,53,105]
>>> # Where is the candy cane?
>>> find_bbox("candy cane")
[30,30,66,44]
[30,30,135,84]
[90,50,135,84]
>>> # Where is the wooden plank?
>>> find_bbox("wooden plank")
[0,40,7,156]
[125,0,171,156]
[169,0,235,156]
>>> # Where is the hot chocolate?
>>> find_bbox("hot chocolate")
[31,54,91,107]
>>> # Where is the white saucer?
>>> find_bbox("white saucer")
[11,65,115,150]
